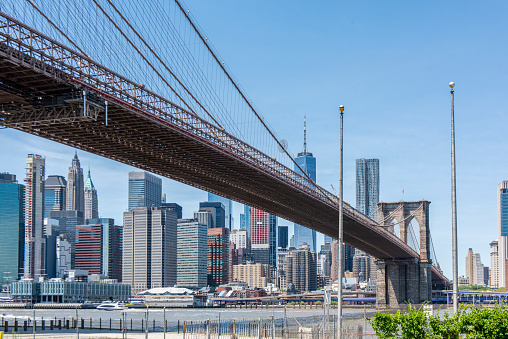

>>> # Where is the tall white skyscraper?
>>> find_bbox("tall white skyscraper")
[24,154,45,279]
[490,240,499,289]
[498,181,508,288]
[66,152,84,214]
[122,207,177,294]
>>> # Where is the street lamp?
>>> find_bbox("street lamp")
[337,104,344,338]
[450,82,458,313]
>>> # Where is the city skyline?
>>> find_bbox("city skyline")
[1,1,507,280]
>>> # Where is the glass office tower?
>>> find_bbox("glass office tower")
[208,193,233,230]
[128,171,162,211]
[0,174,25,284]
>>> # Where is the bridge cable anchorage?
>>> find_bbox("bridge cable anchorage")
[103,0,226,132]
[90,0,199,120]
[24,0,89,58]
[171,0,335,204]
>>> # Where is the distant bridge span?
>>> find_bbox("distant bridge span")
[0,12,447,287]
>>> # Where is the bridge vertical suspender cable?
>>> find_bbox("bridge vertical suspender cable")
[101,0,226,131]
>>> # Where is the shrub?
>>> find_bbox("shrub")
[369,303,508,339]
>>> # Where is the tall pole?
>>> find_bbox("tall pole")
[450,82,458,313]
[337,104,344,338]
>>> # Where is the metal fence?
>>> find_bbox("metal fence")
[182,314,376,339]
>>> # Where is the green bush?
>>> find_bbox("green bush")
[369,303,508,339]
[288,301,296,305]
[315,301,322,305]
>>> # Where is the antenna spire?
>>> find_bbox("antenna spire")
[303,115,307,153]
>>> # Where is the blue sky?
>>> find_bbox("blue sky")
[1,0,507,279]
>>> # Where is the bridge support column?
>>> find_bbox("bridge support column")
[376,258,432,309]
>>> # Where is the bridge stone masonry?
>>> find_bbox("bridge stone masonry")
[375,200,437,308]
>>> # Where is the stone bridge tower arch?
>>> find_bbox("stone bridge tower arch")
[375,200,432,308]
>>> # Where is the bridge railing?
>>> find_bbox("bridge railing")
[0,12,410,249]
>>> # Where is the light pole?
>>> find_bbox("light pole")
[337,104,344,338]
[450,82,458,313]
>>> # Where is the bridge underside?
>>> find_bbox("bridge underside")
[0,18,447,287]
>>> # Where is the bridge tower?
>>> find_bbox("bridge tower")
[375,200,432,308]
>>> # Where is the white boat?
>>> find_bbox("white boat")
[96,301,127,311]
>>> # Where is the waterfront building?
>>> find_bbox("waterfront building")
[278,226,289,249]
[208,193,233,230]
[48,209,84,266]
[232,262,273,289]
[207,227,229,287]
[293,117,317,252]
[250,207,277,266]
[484,266,489,286]
[177,218,207,288]
[44,175,66,217]
[0,173,24,283]
[128,171,162,211]
[498,181,508,288]
[123,207,177,293]
[318,242,332,279]
[10,280,130,303]
[66,152,84,214]
[161,202,183,219]
[75,224,103,275]
[84,169,99,220]
[230,229,248,249]
[491,240,499,289]
[24,154,46,279]
[284,245,317,292]
[198,201,225,228]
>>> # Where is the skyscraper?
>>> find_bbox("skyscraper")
[66,152,84,214]
[84,169,98,220]
[198,201,225,228]
[0,173,24,283]
[123,207,177,293]
[250,207,277,267]
[207,227,229,287]
[208,193,233,230]
[76,218,122,280]
[240,205,250,234]
[24,154,46,279]
[47,210,84,266]
[356,159,380,217]
[278,226,289,249]
[294,117,317,251]
[490,240,499,289]
[498,181,508,288]
[466,248,484,286]
[128,171,162,211]
[354,158,380,281]
[285,245,317,292]
[161,203,183,219]
[177,218,208,288]
[44,175,66,217]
